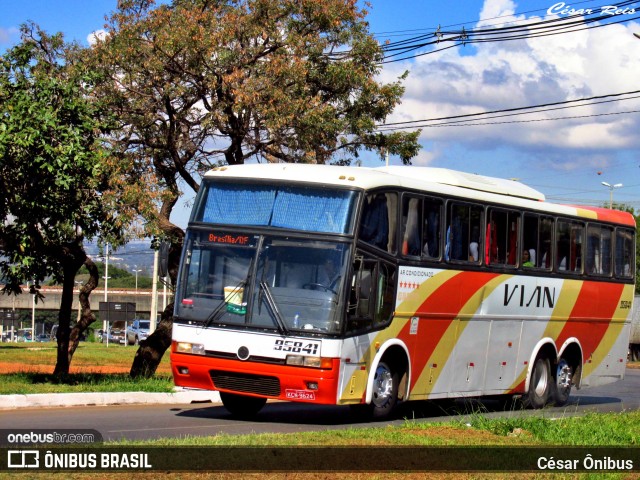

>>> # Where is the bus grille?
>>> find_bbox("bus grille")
[210,370,281,397]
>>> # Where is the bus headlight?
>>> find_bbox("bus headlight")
[175,342,205,355]
[286,356,332,368]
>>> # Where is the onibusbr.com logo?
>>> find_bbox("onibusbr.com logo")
[1,429,151,471]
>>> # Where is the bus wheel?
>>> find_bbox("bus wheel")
[219,392,267,418]
[631,345,640,362]
[551,359,573,407]
[370,361,399,418]
[523,357,551,409]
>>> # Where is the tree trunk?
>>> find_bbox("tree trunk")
[53,241,86,376]
[130,236,183,378]
[129,302,174,378]
[68,256,99,361]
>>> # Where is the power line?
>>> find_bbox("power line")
[374,90,640,131]
[376,1,640,63]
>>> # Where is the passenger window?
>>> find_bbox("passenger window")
[487,209,520,267]
[556,220,584,273]
[446,203,483,263]
[360,192,398,254]
[401,196,422,256]
[423,198,442,259]
[523,214,553,270]
[615,228,634,278]
[401,196,442,259]
[586,224,613,275]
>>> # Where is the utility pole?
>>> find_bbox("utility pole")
[150,249,159,333]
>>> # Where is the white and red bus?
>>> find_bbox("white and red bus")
[170,164,635,418]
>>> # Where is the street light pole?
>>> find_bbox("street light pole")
[601,181,623,209]
[133,267,142,294]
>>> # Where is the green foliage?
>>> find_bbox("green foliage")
[0,23,121,294]
[460,411,640,446]
[0,372,174,394]
[89,0,422,193]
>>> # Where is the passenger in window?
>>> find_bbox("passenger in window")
[469,226,480,262]
[522,250,534,267]
[424,204,440,258]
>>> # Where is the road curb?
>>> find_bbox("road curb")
[0,389,221,409]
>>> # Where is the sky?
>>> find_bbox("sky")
[2,0,640,228]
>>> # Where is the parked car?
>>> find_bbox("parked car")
[127,319,150,346]
[101,321,126,344]
[35,333,50,342]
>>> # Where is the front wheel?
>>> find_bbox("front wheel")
[523,357,551,409]
[350,361,399,420]
[219,392,267,418]
[551,358,573,406]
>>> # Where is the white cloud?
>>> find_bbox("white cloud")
[381,0,640,171]
[87,29,108,46]
[0,27,19,45]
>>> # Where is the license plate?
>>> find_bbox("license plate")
[285,389,316,400]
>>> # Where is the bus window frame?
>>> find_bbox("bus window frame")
[445,200,484,265]
[614,226,635,280]
[555,219,585,275]
[585,222,614,277]
[487,207,520,268]
[400,192,444,262]
[522,213,554,271]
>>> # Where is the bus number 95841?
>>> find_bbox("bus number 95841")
[274,339,319,355]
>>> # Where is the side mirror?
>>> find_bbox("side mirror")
[158,241,170,278]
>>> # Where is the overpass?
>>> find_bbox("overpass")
[0,287,174,320]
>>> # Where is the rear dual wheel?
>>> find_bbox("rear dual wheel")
[523,356,573,409]
[523,357,551,409]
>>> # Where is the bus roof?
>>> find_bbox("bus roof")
[203,164,636,227]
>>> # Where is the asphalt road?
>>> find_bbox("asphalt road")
[2,368,639,443]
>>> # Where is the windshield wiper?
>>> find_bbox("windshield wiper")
[259,281,289,336]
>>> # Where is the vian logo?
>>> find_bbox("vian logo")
[503,284,556,309]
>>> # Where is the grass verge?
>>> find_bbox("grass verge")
[0,372,174,394]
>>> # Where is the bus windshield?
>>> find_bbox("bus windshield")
[176,231,351,335]
[193,181,358,234]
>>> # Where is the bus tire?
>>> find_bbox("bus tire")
[631,345,640,362]
[551,358,573,407]
[523,356,551,409]
[349,360,400,420]
[370,361,399,418]
[219,392,267,418]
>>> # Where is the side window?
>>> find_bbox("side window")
[423,197,442,259]
[522,214,553,270]
[446,203,483,263]
[615,228,634,279]
[488,209,520,267]
[586,224,613,276]
[347,254,396,334]
[401,196,422,256]
[556,220,584,274]
[401,195,442,259]
[360,192,398,254]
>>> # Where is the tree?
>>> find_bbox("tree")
[0,24,123,374]
[87,0,421,377]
